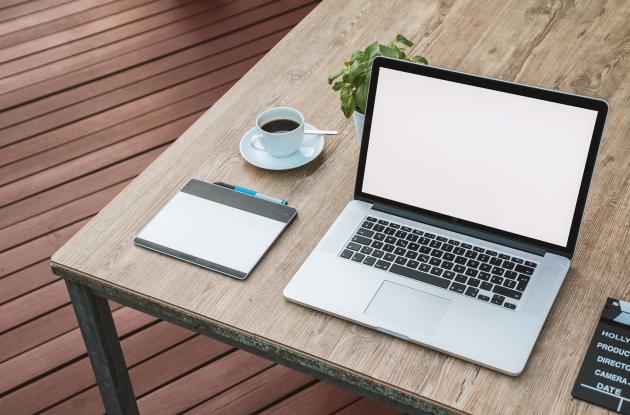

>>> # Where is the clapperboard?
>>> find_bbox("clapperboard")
[572,297,630,414]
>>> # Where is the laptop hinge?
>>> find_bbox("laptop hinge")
[372,203,549,257]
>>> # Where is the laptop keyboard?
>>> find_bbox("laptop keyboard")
[339,216,538,311]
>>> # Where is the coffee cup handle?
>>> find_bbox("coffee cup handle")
[251,134,266,152]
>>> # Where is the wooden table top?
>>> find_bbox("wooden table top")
[52,0,630,413]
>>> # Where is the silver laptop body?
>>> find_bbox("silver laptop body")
[284,57,608,375]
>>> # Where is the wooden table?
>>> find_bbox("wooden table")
[51,0,630,414]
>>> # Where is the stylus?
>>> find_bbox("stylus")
[214,182,288,205]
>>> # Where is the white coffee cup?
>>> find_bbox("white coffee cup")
[251,107,304,157]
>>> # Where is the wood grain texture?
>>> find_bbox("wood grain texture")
[50,0,630,414]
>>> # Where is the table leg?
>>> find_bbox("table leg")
[66,280,139,415]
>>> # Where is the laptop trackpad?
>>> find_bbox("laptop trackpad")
[365,281,451,336]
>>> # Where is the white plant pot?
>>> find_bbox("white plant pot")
[352,110,365,144]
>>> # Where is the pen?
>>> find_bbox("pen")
[214,182,288,205]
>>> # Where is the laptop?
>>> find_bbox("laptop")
[284,57,608,375]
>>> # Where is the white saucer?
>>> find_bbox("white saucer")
[239,122,325,170]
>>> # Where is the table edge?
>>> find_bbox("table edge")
[50,260,464,415]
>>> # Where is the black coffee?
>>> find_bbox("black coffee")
[261,119,300,133]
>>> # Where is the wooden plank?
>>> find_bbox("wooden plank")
[0,306,154,395]
[0,30,286,155]
[0,180,128,252]
[0,0,153,49]
[0,0,281,103]
[0,6,307,129]
[0,0,109,36]
[0,321,195,414]
[0,218,88,279]
[136,350,275,414]
[0,0,314,110]
[0,56,243,163]
[0,0,205,65]
[0,260,54,304]
[184,364,313,415]
[0,146,165,229]
[335,398,403,415]
[0,279,68,333]
[45,335,234,414]
[0,301,123,363]
[0,0,72,23]
[259,382,360,415]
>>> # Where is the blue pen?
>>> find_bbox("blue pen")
[214,182,288,205]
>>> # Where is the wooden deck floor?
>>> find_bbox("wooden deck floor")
[0,1,402,413]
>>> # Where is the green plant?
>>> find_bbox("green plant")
[328,34,428,118]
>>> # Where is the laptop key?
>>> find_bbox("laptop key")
[505,270,517,279]
[384,227,396,235]
[420,246,431,254]
[442,261,454,270]
[448,239,460,246]
[374,233,385,241]
[443,252,455,261]
[429,240,442,249]
[465,287,479,297]
[493,285,522,300]
[465,268,478,277]
[478,294,490,302]
[424,233,436,239]
[363,256,376,266]
[408,242,420,251]
[479,263,492,272]
[486,250,497,256]
[375,260,391,270]
[412,229,424,235]
[465,250,477,259]
[437,236,448,242]
[384,253,396,262]
[352,235,371,245]
[407,260,419,269]
[357,228,374,238]
[491,294,505,305]
[347,242,361,251]
[478,272,491,281]
[467,259,480,269]
[473,246,485,253]
[430,249,443,258]
[371,240,384,249]
[373,250,384,258]
[395,230,407,238]
[401,226,412,232]
[418,254,429,263]
[516,281,528,292]
[511,257,523,264]
[442,244,454,252]
[389,264,450,289]
[515,264,535,275]
[395,256,407,265]
[390,223,400,229]
[477,254,490,263]
[449,282,466,293]
[366,216,377,222]
[524,260,537,268]
[443,270,456,280]
[503,279,517,289]
[499,253,511,260]
[360,246,373,255]
[455,274,467,283]
[491,267,504,276]
[377,219,389,225]
[461,243,472,249]
[454,256,467,265]
[394,247,406,256]
[340,249,353,259]
[504,302,516,310]
[419,263,431,272]
[373,224,385,232]
[491,275,504,285]
[490,257,502,266]
[351,253,365,262]
[418,237,430,245]
[406,234,419,242]
[430,267,443,276]
[517,274,530,283]
[480,281,493,291]
[502,261,515,270]
[361,221,374,229]
[405,251,418,259]
[395,239,409,248]
[385,236,396,244]
[467,278,480,287]
[383,244,395,252]
[453,264,466,273]
[429,257,441,266]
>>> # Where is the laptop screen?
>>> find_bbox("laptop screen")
[361,66,599,248]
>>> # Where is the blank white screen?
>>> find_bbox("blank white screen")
[362,68,598,247]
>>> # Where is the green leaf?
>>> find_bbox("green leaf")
[411,55,428,64]
[351,50,366,62]
[332,81,345,91]
[340,86,356,118]
[327,68,344,84]
[396,34,414,47]
[365,41,379,58]
[355,82,369,114]
[379,44,400,59]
